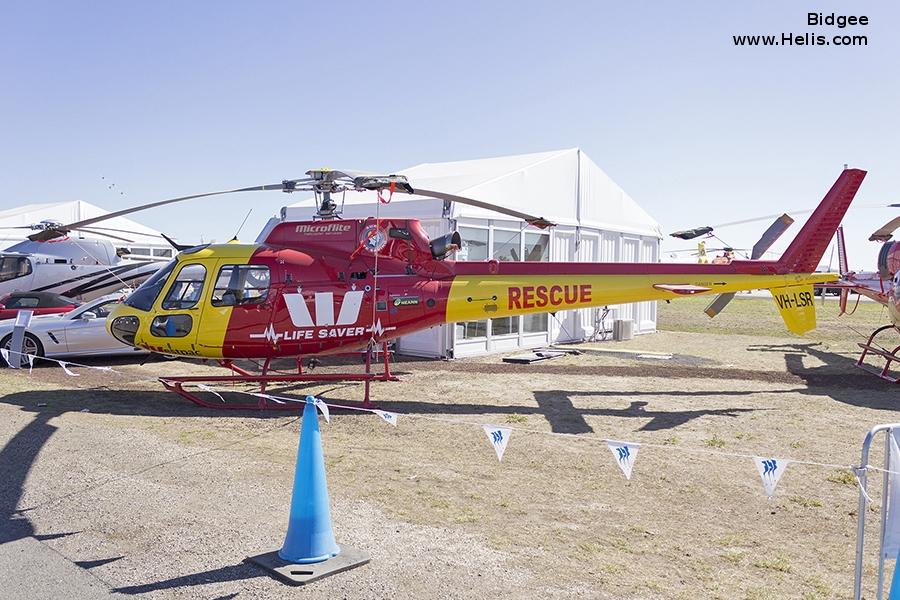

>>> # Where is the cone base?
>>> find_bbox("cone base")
[247,545,370,586]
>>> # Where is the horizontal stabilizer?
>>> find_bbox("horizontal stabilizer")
[771,284,816,335]
[653,284,712,295]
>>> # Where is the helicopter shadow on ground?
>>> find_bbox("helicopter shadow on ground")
[746,342,900,411]
[374,389,780,435]
[0,384,307,596]
[0,407,126,588]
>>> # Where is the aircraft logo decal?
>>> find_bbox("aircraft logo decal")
[250,291,395,342]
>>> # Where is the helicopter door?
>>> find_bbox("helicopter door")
[194,261,273,353]
[146,262,209,354]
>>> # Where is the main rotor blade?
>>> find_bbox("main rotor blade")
[870,216,900,242]
[750,214,794,259]
[74,225,167,238]
[410,187,554,229]
[28,183,287,241]
[70,228,134,243]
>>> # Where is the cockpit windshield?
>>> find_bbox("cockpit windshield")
[124,259,177,311]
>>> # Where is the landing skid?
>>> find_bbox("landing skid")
[856,325,900,383]
[160,342,399,409]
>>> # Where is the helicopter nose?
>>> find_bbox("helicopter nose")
[108,304,142,346]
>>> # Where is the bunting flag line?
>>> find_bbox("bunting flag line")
[607,440,640,480]
[59,362,80,377]
[26,353,34,375]
[373,410,398,427]
[483,425,512,462]
[311,396,330,423]
[0,348,9,367]
[196,384,224,403]
[248,392,286,405]
[754,456,788,498]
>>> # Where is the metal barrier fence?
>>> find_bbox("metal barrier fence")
[855,423,900,600]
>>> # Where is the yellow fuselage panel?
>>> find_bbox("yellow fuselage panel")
[118,244,258,358]
[445,273,835,322]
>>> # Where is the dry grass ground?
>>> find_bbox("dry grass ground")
[1,295,899,599]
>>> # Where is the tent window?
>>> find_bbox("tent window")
[492,230,521,262]
[491,316,519,336]
[523,313,548,333]
[457,227,488,261]
[455,320,487,340]
[211,265,270,307]
[524,233,549,261]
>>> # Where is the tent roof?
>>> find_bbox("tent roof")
[280,149,661,238]
[0,200,169,246]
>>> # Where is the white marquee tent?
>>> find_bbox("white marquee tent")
[261,148,662,358]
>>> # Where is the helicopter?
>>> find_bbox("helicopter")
[88,167,866,409]
[0,218,171,301]
[814,219,900,382]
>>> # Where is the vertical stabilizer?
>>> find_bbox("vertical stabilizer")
[777,169,866,273]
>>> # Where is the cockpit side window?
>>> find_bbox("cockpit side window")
[162,263,207,310]
[0,257,32,283]
[211,265,270,307]
[125,259,177,311]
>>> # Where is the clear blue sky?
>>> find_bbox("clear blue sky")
[2,1,897,269]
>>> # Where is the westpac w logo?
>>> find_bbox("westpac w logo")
[283,291,364,327]
[250,291,367,343]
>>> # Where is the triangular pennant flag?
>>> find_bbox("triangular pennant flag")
[196,384,224,402]
[0,348,9,367]
[26,353,34,375]
[311,397,330,423]
[59,362,80,377]
[373,410,398,427]
[483,425,512,462]
[607,440,640,480]
[754,456,788,498]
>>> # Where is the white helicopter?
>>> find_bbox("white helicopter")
[0,218,172,301]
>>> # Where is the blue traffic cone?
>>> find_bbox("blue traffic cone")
[890,545,900,599]
[278,396,340,564]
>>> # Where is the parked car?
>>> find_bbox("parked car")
[0,292,81,321]
[0,293,148,359]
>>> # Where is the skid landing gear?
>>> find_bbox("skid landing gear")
[856,325,900,383]
[160,342,399,409]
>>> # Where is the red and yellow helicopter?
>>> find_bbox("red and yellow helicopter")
[91,168,865,408]
[810,217,900,382]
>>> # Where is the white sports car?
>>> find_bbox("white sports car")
[0,293,149,359]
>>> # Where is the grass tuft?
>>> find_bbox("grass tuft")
[705,435,727,449]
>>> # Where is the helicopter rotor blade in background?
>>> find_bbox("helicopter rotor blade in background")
[869,216,900,242]
[704,214,796,319]
[69,228,135,243]
[750,214,794,260]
